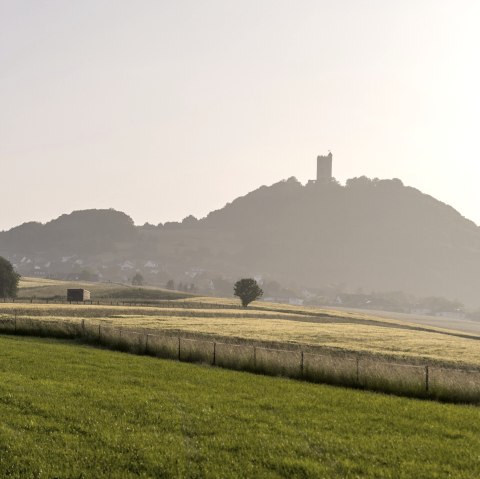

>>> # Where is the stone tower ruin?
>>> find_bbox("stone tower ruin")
[317,152,333,181]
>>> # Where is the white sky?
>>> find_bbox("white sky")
[1,0,479,230]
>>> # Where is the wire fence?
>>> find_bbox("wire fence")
[1,315,479,404]
[1,298,238,309]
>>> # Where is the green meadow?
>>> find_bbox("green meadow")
[0,334,479,478]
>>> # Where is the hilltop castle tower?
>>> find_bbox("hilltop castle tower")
[317,152,333,182]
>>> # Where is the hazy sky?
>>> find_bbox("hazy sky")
[2,1,479,231]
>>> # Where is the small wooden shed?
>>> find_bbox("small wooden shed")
[67,289,91,302]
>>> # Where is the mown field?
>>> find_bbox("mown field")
[17,277,191,301]
[0,334,479,479]
[1,299,480,369]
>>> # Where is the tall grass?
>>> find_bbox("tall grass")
[303,353,358,387]
[3,301,479,369]
[0,315,478,404]
[254,348,303,378]
[429,367,480,403]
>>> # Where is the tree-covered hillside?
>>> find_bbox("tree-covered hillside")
[1,177,479,306]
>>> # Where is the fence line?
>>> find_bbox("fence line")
[0,316,479,404]
[1,298,238,309]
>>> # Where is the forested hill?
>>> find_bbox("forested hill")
[0,209,137,256]
[198,176,480,305]
[1,177,480,307]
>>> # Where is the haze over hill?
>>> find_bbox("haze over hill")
[2,175,479,308]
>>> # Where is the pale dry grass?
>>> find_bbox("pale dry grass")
[1,298,456,332]
[19,278,65,288]
[1,300,479,367]
[429,367,480,402]
[178,297,473,334]
[108,315,480,367]
[0,303,302,320]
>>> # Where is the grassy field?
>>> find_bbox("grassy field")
[1,300,480,369]
[0,334,479,478]
[17,277,191,301]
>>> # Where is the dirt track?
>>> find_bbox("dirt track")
[330,306,480,336]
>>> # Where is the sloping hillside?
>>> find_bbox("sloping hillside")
[1,177,480,306]
[192,177,480,304]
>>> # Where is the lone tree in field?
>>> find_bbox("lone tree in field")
[0,257,20,299]
[234,278,263,307]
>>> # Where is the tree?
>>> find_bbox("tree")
[131,272,145,286]
[166,279,175,290]
[0,257,20,299]
[234,278,263,307]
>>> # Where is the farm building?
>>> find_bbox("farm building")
[67,289,91,302]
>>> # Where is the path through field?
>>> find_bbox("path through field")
[330,306,480,336]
